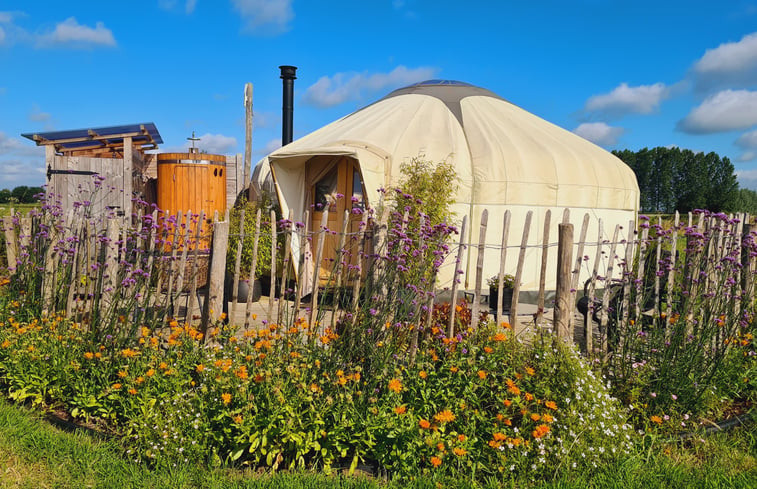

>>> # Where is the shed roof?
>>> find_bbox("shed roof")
[22,123,162,154]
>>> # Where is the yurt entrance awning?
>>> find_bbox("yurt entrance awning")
[22,122,163,155]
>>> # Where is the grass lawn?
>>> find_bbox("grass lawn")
[0,204,39,217]
[1,397,756,489]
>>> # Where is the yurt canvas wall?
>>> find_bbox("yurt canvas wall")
[253,80,640,297]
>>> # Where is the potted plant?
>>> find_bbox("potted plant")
[487,274,516,311]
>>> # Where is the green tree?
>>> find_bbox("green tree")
[613,147,739,213]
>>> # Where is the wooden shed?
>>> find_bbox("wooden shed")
[22,123,163,217]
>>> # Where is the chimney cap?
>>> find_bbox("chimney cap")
[279,65,298,79]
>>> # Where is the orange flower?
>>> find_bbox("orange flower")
[135,376,144,384]
[146,368,155,377]
[542,414,554,423]
[492,333,507,342]
[532,424,550,439]
[112,383,122,390]
[500,321,512,329]
[457,434,467,442]
[453,447,467,457]
[419,370,428,379]
[221,392,232,405]
[394,405,407,415]
[493,432,507,442]
[525,366,535,376]
[484,346,493,354]
[524,392,534,401]
[83,351,94,360]
[118,370,128,378]
[436,442,446,452]
[450,365,459,373]
[650,415,663,425]
[419,418,431,429]
[128,388,137,395]
[121,348,138,358]
[430,456,442,468]
[503,399,512,407]
[506,379,520,396]
[388,378,403,393]
[530,413,541,422]
[196,364,205,373]
[544,400,558,410]
[233,415,243,424]
[434,410,456,423]
[158,362,168,370]
[477,370,487,379]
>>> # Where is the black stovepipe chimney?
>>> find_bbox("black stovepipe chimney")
[280,65,297,146]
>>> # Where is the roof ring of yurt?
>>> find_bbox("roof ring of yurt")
[252,80,640,300]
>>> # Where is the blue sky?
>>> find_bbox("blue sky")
[2,1,757,189]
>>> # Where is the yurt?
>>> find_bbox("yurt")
[253,80,640,298]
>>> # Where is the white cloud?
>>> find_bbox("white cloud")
[691,32,757,90]
[303,65,437,108]
[0,132,45,187]
[736,129,757,149]
[186,0,197,14]
[231,0,293,34]
[37,17,116,48]
[736,151,756,162]
[28,104,51,123]
[584,82,670,117]
[678,89,757,134]
[572,122,624,146]
[0,12,13,23]
[0,26,5,44]
[252,110,278,129]
[184,133,238,154]
[736,168,757,190]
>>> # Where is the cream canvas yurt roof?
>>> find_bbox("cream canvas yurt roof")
[254,80,640,294]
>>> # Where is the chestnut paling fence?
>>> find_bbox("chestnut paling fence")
[2,204,755,357]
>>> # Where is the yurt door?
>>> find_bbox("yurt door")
[308,156,365,285]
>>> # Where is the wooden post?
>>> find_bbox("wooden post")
[471,209,488,330]
[742,223,754,307]
[496,210,511,327]
[186,211,205,325]
[173,212,193,319]
[554,223,574,342]
[243,209,262,328]
[331,210,350,331]
[3,216,17,272]
[202,218,229,334]
[665,212,679,324]
[536,209,551,326]
[123,136,133,217]
[230,208,246,322]
[309,209,329,330]
[294,211,309,316]
[447,215,467,338]
[653,217,663,316]
[409,214,426,363]
[244,83,253,201]
[267,209,277,325]
[350,210,368,323]
[279,210,294,323]
[599,224,620,356]
[509,210,532,329]
[586,219,604,354]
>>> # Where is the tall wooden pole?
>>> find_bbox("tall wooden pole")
[244,83,253,201]
[554,223,574,342]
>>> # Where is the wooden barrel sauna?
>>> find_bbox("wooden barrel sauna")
[157,150,226,255]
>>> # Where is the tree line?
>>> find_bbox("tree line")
[612,147,757,214]
[0,186,44,204]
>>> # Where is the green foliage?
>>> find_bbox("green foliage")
[613,147,738,213]
[226,200,274,279]
[387,157,458,228]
